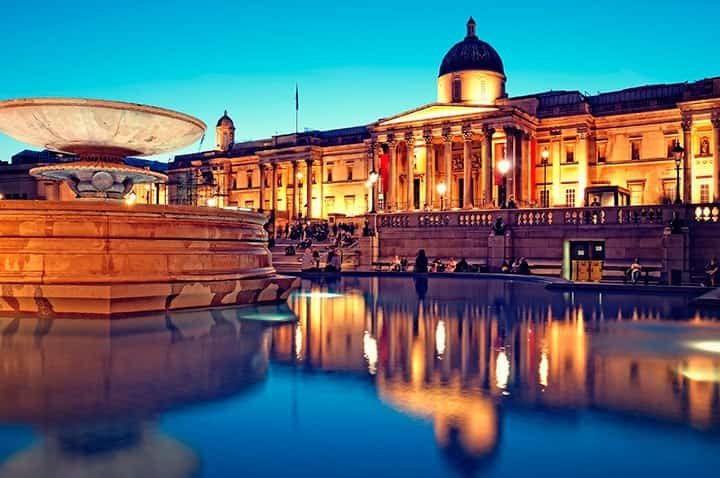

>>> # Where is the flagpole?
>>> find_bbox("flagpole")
[295,83,299,135]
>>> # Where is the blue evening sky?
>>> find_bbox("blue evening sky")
[1,0,718,161]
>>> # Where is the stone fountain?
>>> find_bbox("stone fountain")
[0,98,298,318]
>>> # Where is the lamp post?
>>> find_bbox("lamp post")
[497,158,511,208]
[541,148,550,208]
[368,168,379,214]
[672,140,684,204]
[296,171,303,219]
[437,182,447,211]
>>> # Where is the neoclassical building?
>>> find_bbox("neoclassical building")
[168,17,720,217]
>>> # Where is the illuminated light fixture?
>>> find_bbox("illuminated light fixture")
[296,171,303,180]
[539,351,549,388]
[497,158,511,175]
[363,331,378,375]
[678,364,720,383]
[496,350,510,390]
[365,180,372,188]
[293,291,344,299]
[686,340,720,354]
[0,193,4,200]
[435,320,447,357]
[369,169,379,184]
[125,191,137,205]
[206,196,218,208]
[541,148,549,161]
[436,182,447,196]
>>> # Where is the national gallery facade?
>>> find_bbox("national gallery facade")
[168,18,720,219]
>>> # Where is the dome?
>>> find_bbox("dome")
[216,110,234,128]
[439,18,504,77]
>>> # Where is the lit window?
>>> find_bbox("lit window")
[630,139,641,160]
[565,144,575,163]
[597,142,607,163]
[452,77,462,102]
[628,182,644,205]
[540,189,550,208]
[700,184,710,203]
[565,188,576,207]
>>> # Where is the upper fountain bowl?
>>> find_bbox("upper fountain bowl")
[0,98,206,158]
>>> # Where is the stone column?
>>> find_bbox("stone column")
[503,127,515,203]
[305,158,313,219]
[406,134,415,210]
[443,131,453,208]
[319,158,324,218]
[424,133,433,209]
[291,160,298,219]
[271,163,278,213]
[682,115,693,203]
[259,164,266,211]
[462,128,473,209]
[577,130,589,207]
[552,137,562,206]
[387,136,396,211]
[482,126,495,207]
[713,114,720,201]
[514,129,523,202]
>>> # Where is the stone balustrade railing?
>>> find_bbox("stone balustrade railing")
[374,204,720,230]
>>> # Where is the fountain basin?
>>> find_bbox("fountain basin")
[0,200,298,318]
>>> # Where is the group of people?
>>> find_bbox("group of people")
[500,257,531,275]
[390,254,474,273]
[300,246,342,273]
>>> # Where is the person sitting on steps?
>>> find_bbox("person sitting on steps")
[627,258,643,284]
[705,257,719,287]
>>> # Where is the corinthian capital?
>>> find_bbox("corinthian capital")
[681,114,693,132]
[482,125,496,138]
[712,113,720,129]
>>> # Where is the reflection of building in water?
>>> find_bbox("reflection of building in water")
[275,277,720,460]
[0,307,278,477]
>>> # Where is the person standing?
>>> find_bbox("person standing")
[414,250,428,273]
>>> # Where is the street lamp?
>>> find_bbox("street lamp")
[206,195,218,208]
[437,182,447,211]
[368,168,379,214]
[672,140,684,204]
[125,190,137,206]
[541,148,550,208]
[296,171,303,219]
[497,158,511,208]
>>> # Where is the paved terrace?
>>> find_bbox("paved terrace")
[358,203,720,283]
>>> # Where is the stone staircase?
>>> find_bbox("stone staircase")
[270,239,361,273]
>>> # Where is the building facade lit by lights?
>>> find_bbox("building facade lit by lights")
[169,17,720,217]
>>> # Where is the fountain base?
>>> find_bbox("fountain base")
[0,201,298,318]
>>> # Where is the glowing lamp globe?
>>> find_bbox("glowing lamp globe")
[497,158,511,175]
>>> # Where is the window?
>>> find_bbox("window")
[701,184,710,203]
[666,138,677,158]
[244,200,255,208]
[246,171,253,189]
[565,144,575,163]
[263,171,269,187]
[628,182,644,205]
[663,179,677,204]
[232,178,237,189]
[327,168,333,183]
[597,142,607,163]
[276,173,282,187]
[324,196,335,211]
[312,172,317,184]
[452,77,462,102]
[565,189,576,207]
[347,166,353,181]
[630,139,641,160]
[540,189,550,208]
[344,195,356,212]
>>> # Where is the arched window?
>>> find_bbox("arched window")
[452,77,462,102]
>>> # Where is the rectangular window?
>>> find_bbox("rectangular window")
[540,189,550,208]
[565,144,575,163]
[327,168,333,182]
[666,138,677,158]
[324,196,335,212]
[628,182,645,205]
[344,194,356,212]
[630,139,641,160]
[347,166,353,181]
[246,171,253,189]
[701,184,710,203]
[597,142,607,163]
[663,179,677,204]
[565,189,576,207]
[452,77,462,102]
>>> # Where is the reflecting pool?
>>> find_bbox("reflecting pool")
[0,276,719,477]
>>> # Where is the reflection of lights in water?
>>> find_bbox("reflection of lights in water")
[295,325,303,360]
[678,364,720,382]
[686,340,720,354]
[363,331,378,375]
[539,351,549,388]
[294,292,344,299]
[435,320,446,357]
[496,350,509,390]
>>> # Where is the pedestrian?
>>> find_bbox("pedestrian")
[705,257,719,286]
[414,249,428,273]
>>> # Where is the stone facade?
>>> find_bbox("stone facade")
[168,18,720,218]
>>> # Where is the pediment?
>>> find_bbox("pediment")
[378,103,497,127]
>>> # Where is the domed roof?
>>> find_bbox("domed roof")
[216,110,234,128]
[439,18,504,77]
